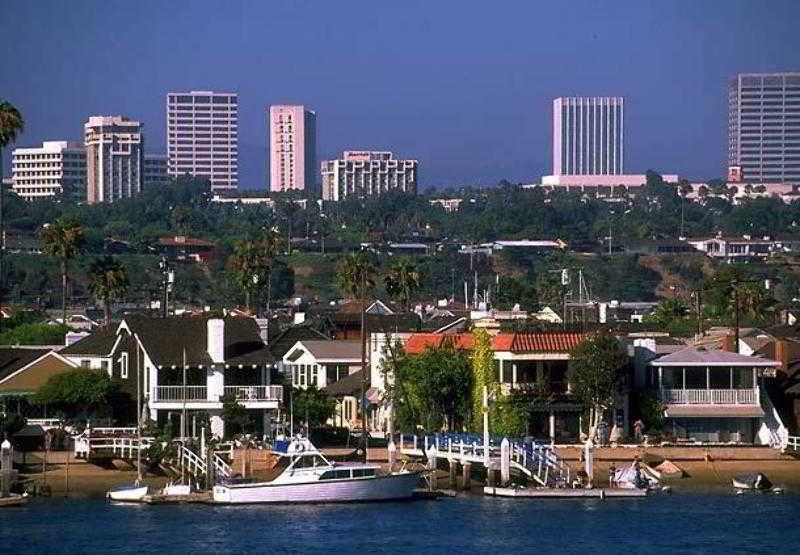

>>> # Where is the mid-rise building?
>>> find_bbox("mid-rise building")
[321,151,417,201]
[728,72,800,185]
[10,141,86,201]
[84,116,143,204]
[144,154,169,187]
[166,91,238,190]
[553,97,624,177]
[269,105,317,194]
[541,96,678,191]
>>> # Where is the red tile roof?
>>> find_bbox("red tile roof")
[404,332,585,355]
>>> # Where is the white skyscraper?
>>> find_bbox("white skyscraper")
[552,97,624,176]
[11,141,86,201]
[167,91,238,190]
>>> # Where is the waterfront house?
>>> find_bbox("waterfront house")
[647,347,782,444]
[282,340,364,429]
[0,348,77,411]
[400,332,594,442]
[84,315,283,438]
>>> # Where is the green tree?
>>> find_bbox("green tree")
[291,386,335,430]
[567,332,627,443]
[0,322,70,345]
[388,344,472,432]
[228,240,268,312]
[470,328,496,433]
[87,256,129,325]
[221,393,252,438]
[492,394,529,437]
[335,252,376,300]
[32,369,119,420]
[40,217,85,323]
[0,101,24,299]
[384,258,423,310]
[645,298,689,328]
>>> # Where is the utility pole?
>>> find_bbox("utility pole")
[733,281,740,354]
[359,270,369,463]
[695,289,702,337]
[159,257,173,318]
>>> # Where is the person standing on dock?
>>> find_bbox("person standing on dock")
[634,420,644,443]
[608,464,616,488]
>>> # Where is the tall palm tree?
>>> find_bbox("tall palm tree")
[336,252,376,300]
[384,258,423,311]
[87,256,129,326]
[0,101,25,300]
[261,228,282,313]
[228,240,268,313]
[335,251,376,458]
[40,217,85,324]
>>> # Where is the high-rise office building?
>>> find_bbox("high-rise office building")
[552,97,624,176]
[11,141,86,201]
[269,105,317,194]
[84,116,143,204]
[167,91,238,190]
[144,153,169,187]
[321,151,417,201]
[728,72,800,184]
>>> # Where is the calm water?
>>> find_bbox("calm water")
[2,491,800,553]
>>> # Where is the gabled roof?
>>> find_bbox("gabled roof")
[123,315,273,367]
[60,326,119,356]
[268,325,330,359]
[405,333,475,354]
[0,348,52,382]
[324,369,366,397]
[650,347,780,367]
[287,340,362,362]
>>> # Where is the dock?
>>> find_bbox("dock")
[483,486,647,498]
[142,492,211,505]
[0,494,28,507]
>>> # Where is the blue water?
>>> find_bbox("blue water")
[2,492,800,553]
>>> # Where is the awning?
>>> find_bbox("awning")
[664,405,765,418]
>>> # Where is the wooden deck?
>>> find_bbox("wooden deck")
[0,494,28,507]
[483,486,648,498]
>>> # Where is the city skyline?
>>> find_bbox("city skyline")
[2,0,800,189]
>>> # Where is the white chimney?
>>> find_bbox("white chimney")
[293,312,306,325]
[207,318,225,364]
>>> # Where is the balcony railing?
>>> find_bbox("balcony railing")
[223,385,283,402]
[659,388,759,405]
[153,385,283,403]
[154,385,208,402]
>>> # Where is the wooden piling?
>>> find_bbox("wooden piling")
[448,460,459,490]
[461,463,472,491]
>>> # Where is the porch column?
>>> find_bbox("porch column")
[498,359,504,383]
[512,363,518,384]
[706,366,710,390]
[658,367,663,389]
[549,411,556,442]
[208,365,224,401]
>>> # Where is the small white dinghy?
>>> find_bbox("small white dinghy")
[161,482,192,496]
[107,481,149,502]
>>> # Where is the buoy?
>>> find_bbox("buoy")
[661,485,672,494]
[772,487,784,495]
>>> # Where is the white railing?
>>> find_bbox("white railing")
[27,418,62,429]
[154,386,208,402]
[153,385,283,403]
[786,436,800,452]
[223,385,283,402]
[177,443,231,479]
[74,435,153,458]
[659,387,759,405]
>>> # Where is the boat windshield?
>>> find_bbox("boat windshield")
[290,454,329,469]
[319,467,376,480]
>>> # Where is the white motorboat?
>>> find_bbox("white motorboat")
[161,482,192,496]
[107,482,149,502]
[212,436,420,504]
[733,473,772,491]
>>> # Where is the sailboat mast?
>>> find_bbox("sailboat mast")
[136,334,142,483]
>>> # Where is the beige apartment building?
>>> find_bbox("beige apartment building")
[84,116,143,204]
[11,141,86,201]
[321,151,417,201]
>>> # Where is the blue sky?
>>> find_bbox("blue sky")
[1,0,799,189]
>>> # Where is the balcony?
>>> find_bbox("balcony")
[658,388,759,405]
[153,385,283,404]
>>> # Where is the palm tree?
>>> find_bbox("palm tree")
[0,101,25,300]
[384,258,423,311]
[335,251,376,457]
[261,228,282,313]
[40,217,85,324]
[336,252,376,300]
[228,240,268,313]
[87,256,129,326]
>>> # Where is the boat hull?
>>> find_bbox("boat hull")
[212,472,420,504]
[108,486,149,502]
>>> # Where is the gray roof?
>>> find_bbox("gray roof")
[650,347,780,367]
[288,340,362,362]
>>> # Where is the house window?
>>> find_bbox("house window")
[119,352,129,379]
[81,360,90,368]
[100,360,109,374]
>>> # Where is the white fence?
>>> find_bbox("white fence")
[154,385,283,403]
